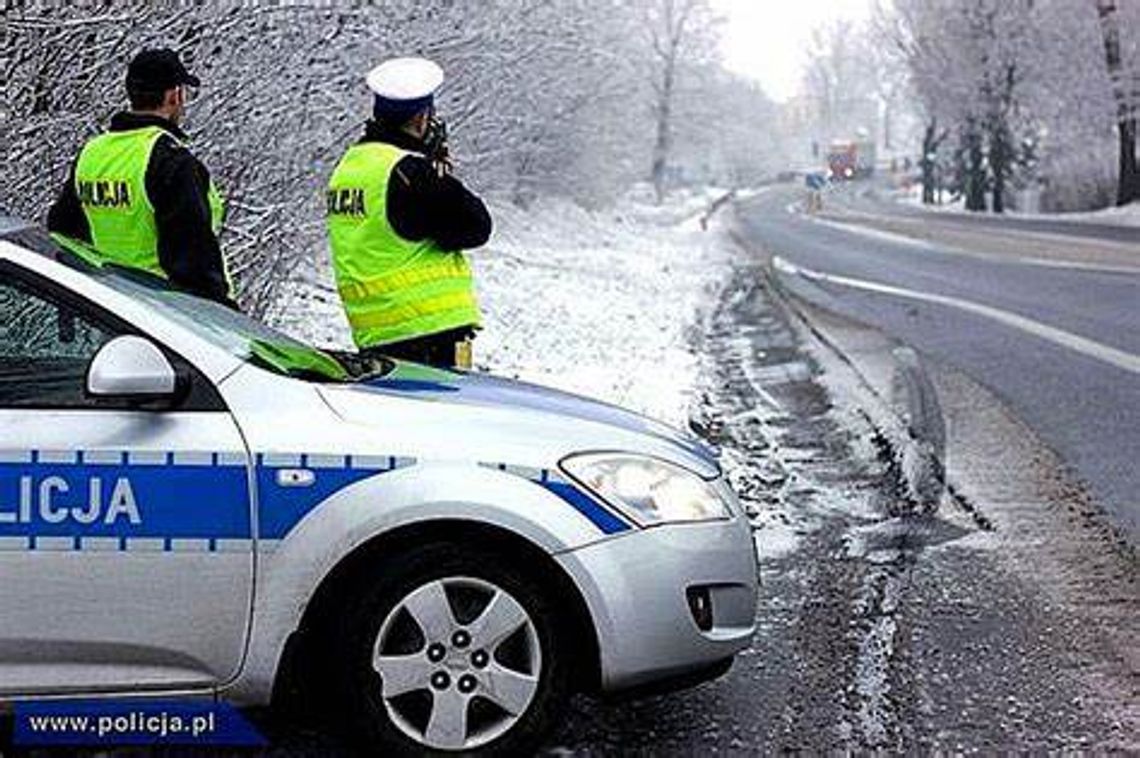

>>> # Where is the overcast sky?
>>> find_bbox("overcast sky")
[710,0,873,103]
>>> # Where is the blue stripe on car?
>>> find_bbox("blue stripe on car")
[0,456,249,541]
[0,451,626,551]
[256,454,413,539]
[537,480,630,534]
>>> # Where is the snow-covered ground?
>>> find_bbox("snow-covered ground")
[894,182,965,212]
[895,181,1140,225]
[266,185,735,430]
[1040,199,1140,226]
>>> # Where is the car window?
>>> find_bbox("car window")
[5,229,391,382]
[0,277,121,408]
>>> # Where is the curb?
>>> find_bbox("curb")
[759,259,958,518]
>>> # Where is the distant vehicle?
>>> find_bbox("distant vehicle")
[827,137,876,181]
[0,218,759,754]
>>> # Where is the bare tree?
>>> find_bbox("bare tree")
[802,19,878,148]
[868,33,912,152]
[885,0,1137,212]
[0,2,658,310]
[670,65,786,188]
[0,0,779,322]
[888,0,1037,212]
[642,0,717,203]
[877,0,949,203]
[1096,0,1139,205]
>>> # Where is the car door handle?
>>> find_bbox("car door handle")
[276,468,315,487]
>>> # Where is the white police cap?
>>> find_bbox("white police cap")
[367,57,444,103]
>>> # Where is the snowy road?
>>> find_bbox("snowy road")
[737,183,1140,538]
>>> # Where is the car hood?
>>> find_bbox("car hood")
[318,361,720,477]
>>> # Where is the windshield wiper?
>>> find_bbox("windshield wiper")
[326,349,395,381]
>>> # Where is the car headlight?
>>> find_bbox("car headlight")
[560,453,732,526]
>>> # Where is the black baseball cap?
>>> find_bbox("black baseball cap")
[126,48,200,92]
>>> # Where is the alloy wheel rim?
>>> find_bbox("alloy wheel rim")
[372,575,542,750]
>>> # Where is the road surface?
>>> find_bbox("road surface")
[543,206,1139,752]
[832,183,1140,245]
[737,182,1140,538]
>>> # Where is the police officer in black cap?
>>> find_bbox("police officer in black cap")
[48,48,235,308]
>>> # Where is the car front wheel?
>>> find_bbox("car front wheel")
[333,542,572,755]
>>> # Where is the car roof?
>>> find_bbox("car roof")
[0,213,36,238]
[0,215,80,264]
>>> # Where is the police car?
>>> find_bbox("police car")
[0,216,758,754]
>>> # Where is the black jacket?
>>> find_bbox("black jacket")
[47,113,235,308]
[359,120,492,250]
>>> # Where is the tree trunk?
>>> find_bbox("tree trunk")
[989,122,1007,214]
[1097,0,1140,205]
[963,124,987,212]
[1119,116,1139,205]
[651,57,674,205]
[883,99,893,152]
[921,120,937,204]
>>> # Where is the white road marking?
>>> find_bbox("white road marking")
[773,256,1140,376]
[727,336,785,411]
[804,212,1140,275]
[809,216,937,251]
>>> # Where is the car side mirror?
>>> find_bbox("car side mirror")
[86,335,183,405]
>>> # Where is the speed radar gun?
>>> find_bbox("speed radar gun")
[423,114,452,178]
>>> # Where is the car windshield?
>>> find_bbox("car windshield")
[120,281,369,382]
[15,228,390,383]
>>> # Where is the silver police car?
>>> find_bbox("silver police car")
[0,217,758,754]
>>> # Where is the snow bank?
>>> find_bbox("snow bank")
[1040,201,1140,227]
[266,188,733,429]
[895,182,1140,227]
[895,182,965,212]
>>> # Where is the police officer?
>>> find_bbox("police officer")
[47,48,235,308]
[327,57,491,369]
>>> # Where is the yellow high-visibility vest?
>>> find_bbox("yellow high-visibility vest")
[326,141,481,349]
[73,126,226,283]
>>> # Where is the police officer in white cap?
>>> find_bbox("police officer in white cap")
[326,57,491,369]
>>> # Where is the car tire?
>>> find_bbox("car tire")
[328,541,572,756]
